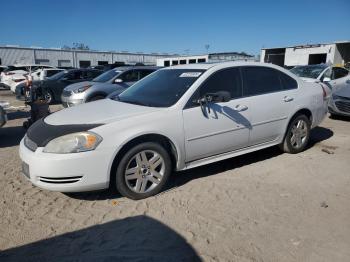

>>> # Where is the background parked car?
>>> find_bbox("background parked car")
[31,68,65,81]
[32,68,103,103]
[1,64,54,92]
[61,66,159,107]
[290,64,350,91]
[328,85,350,117]
[0,101,9,128]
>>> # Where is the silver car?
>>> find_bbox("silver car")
[61,66,160,107]
[328,86,350,117]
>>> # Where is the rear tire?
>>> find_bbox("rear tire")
[115,142,172,200]
[280,114,310,154]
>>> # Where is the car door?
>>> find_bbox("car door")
[54,70,83,98]
[328,67,350,91]
[241,66,298,146]
[183,67,251,162]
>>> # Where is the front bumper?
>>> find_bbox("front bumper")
[328,97,350,116]
[19,138,113,192]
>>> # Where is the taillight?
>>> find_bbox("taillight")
[5,72,15,75]
[13,79,24,83]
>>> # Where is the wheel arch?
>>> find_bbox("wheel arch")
[283,108,313,139]
[108,133,180,186]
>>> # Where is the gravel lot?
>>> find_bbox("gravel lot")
[0,89,349,262]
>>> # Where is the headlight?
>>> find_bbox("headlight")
[43,132,102,154]
[73,85,92,93]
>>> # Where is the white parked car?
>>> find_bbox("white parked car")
[31,68,65,81]
[0,64,54,92]
[20,62,328,199]
[290,64,350,91]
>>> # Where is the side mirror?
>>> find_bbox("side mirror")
[205,91,231,103]
[323,77,331,82]
[114,78,123,83]
[194,91,231,105]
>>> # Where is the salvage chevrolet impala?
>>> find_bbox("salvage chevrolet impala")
[19,62,328,199]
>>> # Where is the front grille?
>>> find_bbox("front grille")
[62,90,72,97]
[335,101,350,113]
[39,176,83,184]
[24,136,38,152]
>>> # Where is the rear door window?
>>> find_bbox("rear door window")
[46,70,62,77]
[242,66,283,96]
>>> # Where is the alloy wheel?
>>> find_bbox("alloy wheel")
[124,150,165,193]
[290,119,308,149]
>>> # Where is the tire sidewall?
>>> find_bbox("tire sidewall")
[285,115,311,154]
[115,142,172,200]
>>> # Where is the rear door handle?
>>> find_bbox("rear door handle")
[283,96,294,102]
[234,105,248,112]
[346,79,350,84]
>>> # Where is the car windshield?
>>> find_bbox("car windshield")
[290,65,327,79]
[116,69,205,107]
[92,69,122,83]
[48,71,67,80]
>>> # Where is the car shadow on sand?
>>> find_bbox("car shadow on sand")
[0,125,26,148]
[68,126,333,201]
[0,215,202,262]
[329,114,350,122]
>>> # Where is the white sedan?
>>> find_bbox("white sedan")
[19,62,328,199]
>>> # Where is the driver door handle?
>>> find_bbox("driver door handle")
[283,96,294,102]
[234,105,248,112]
[346,79,350,84]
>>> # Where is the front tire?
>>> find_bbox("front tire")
[280,114,310,154]
[115,142,172,200]
[44,90,54,104]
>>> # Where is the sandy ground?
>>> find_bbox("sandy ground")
[0,89,349,262]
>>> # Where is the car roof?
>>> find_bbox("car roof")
[163,61,283,70]
[113,66,161,71]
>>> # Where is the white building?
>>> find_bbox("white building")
[260,41,350,67]
[156,52,255,67]
[0,45,175,67]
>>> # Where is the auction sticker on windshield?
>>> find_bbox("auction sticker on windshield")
[179,72,202,78]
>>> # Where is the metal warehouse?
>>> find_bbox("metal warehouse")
[260,40,350,67]
[0,45,175,67]
[156,52,256,67]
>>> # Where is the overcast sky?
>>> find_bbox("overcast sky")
[1,0,349,55]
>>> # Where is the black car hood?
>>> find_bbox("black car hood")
[26,118,102,147]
